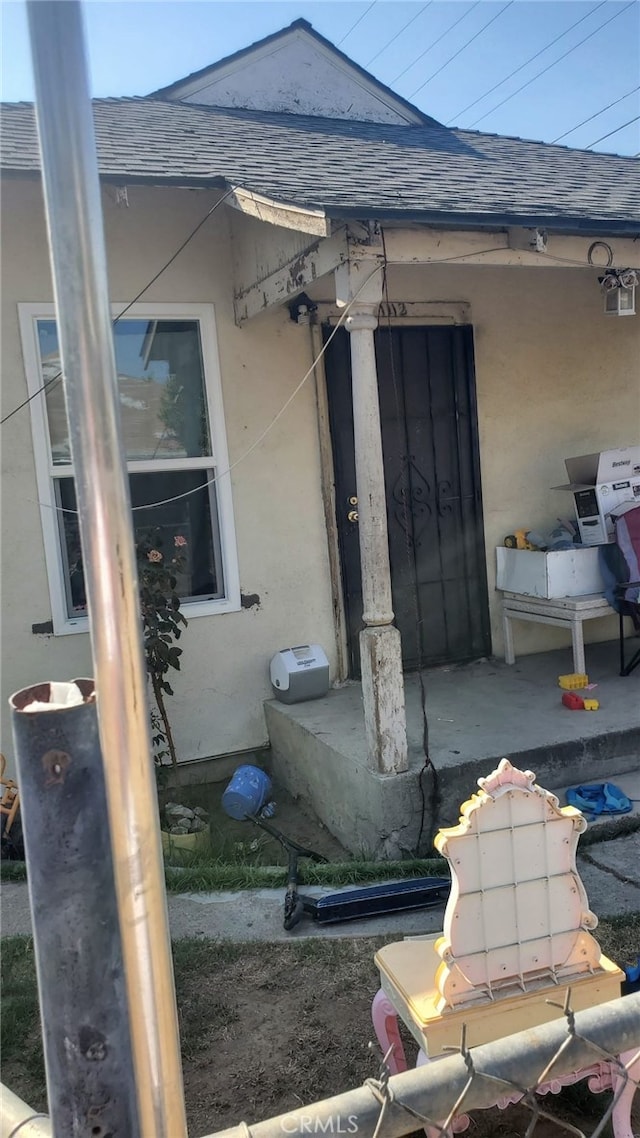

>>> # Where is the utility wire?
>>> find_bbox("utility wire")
[465,0,635,129]
[365,2,432,67]
[409,1,515,99]
[29,241,633,522]
[585,114,640,150]
[390,2,480,86]
[0,188,234,426]
[26,245,516,520]
[447,1,607,125]
[552,85,640,144]
[336,1,377,47]
[23,244,639,521]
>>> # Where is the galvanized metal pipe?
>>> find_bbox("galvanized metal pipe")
[204,992,640,1138]
[0,1083,51,1138]
[9,681,140,1137]
[25,3,187,1135]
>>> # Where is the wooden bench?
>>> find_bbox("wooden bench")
[502,591,614,674]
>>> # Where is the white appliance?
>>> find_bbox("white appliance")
[269,644,330,704]
[553,447,640,546]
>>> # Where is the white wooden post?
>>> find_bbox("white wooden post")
[336,259,408,774]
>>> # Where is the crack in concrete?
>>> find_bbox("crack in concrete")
[578,849,640,890]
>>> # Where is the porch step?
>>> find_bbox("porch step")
[266,640,639,859]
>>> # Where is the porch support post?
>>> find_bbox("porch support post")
[337,258,408,774]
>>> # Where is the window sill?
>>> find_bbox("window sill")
[52,596,242,636]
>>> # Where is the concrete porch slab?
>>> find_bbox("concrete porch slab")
[265,640,639,859]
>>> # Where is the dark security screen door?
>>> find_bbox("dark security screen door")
[325,324,490,675]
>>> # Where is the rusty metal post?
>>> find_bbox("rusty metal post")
[10,680,139,1137]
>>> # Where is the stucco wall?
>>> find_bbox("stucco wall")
[386,263,640,656]
[308,258,639,658]
[0,180,337,764]
[2,186,639,766]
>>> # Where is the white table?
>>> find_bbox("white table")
[502,592,614,674]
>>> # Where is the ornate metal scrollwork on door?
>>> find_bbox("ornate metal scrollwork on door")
[437,479,455,517]
[391,456,432,547]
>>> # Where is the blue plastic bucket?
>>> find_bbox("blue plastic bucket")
[221,765,272,820]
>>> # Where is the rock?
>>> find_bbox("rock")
[193,807,209,819]
[189,817,207,833]
[169,823,190,835]
[165,804,194,821]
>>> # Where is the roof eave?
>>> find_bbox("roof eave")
[2,168,637,237]
[323,205,640,237]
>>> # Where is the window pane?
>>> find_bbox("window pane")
[56,471,224,618]
[39,318,212,464]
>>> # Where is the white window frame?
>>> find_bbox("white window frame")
[19,301,241,635]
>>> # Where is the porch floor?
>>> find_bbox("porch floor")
[265,639,639,857]
[276,640,638,774]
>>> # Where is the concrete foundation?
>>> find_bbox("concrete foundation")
[265,640,640,859]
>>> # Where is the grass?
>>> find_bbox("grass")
[1,851,449,891]
[3,813,638,893]
[164,855,448,892]
[2,917,639,1135]
[0,861,27,882]
[5,815,638,893]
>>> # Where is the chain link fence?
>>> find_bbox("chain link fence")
[200,990,640,1138]
[3,991,639,1138]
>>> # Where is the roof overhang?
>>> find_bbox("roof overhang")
[2,167,637,239]
[225,185,331,237]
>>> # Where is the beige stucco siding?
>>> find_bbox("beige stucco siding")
[386,263,640,656]
[2,180,639,764]
[307,257,639,657]
[0,180,337,761]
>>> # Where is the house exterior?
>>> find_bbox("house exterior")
[1,20,639,780]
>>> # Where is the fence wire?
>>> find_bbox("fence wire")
[363,991,640,1138]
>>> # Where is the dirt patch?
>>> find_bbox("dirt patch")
[175,938,635,1138]
[3,933,638,1137]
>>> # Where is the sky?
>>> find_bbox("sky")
[1,0,639,155]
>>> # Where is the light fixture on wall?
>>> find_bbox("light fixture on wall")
[599,267,638,316]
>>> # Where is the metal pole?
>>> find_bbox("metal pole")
[10,680,140,1137]
[0,1083,51,1138]
[25,4,187,1135]
[203,992,640,1138]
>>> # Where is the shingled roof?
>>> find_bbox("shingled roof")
[2,97,638,234]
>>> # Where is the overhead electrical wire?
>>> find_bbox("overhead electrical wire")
[364,2,432,67]
[585,114,640,150]
[0,187,235,426]
[446,0,607,124]
[409,1,515,100]
[551,85,640,144]
[23,242,631,522]
[390,2,481,86]
[465,0,636,129]
[336,1,377,47]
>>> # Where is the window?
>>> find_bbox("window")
[20,303,240,633]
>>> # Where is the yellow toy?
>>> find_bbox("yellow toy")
[558,673,589,690]
[583,699,599,711]
[504,530,537,550]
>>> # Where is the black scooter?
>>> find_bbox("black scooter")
[247,811,449,932]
